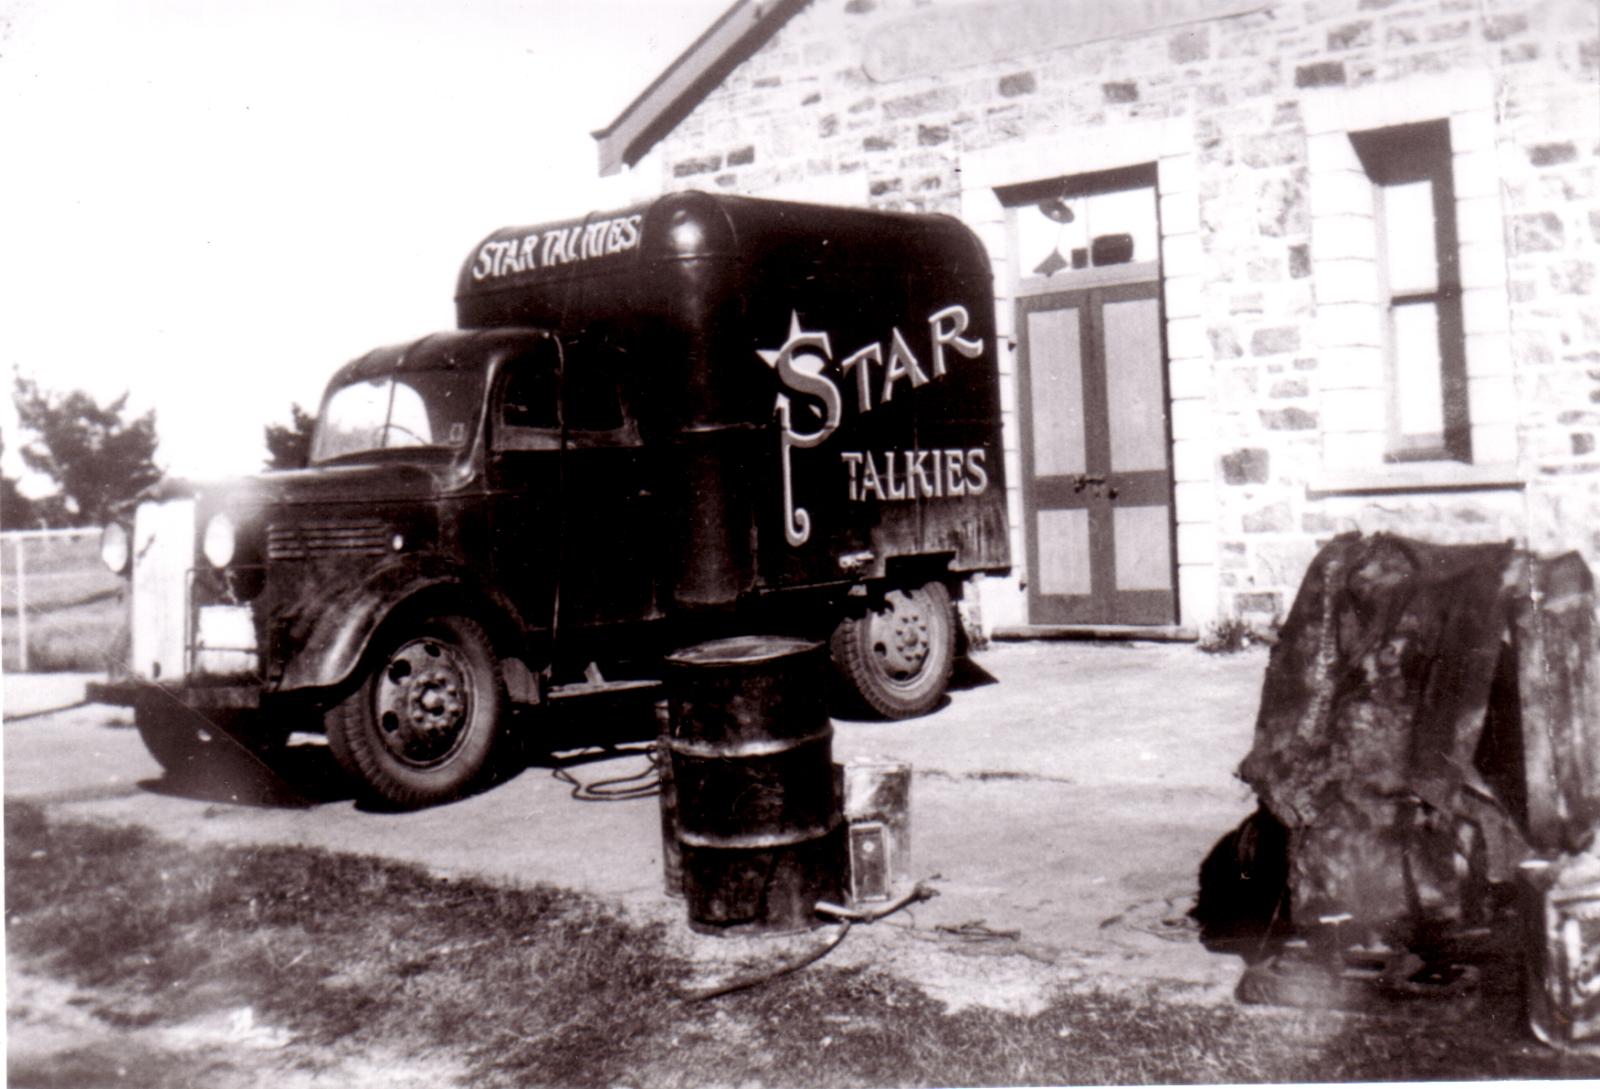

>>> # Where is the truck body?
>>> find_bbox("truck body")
[91,192,1010,806]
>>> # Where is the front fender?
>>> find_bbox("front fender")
[268,559,523,696]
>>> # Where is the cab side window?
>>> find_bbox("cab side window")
[491,341,639,451]
[493,354,561,451]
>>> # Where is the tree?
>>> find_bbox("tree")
[0,428,42,529]
[264,402,317,470]
[12,375,162,527]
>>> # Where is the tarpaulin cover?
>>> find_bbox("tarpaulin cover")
[1239,532,1533,942]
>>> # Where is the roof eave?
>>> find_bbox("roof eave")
[591,0,810,176]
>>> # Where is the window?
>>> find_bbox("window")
[492,340,637,452]
[999,164,1160,290]
[1351,121,1469,463]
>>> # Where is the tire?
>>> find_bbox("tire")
[325,614,506,808]
[830,579,956,719]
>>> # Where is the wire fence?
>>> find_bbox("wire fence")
[1,527,126,673]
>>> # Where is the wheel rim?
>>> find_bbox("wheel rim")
[373,636,474,768]
[867,589,932,686]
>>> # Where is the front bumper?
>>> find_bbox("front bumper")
[87,678,260,711]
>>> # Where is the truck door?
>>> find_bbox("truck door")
[487,339,658,639]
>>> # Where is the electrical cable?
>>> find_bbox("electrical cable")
[550,749,661,801]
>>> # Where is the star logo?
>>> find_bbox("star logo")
[757,311,831,377]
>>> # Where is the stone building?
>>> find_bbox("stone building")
[592,0,1600,637]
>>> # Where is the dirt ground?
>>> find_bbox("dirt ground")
[3,640,1271,1075]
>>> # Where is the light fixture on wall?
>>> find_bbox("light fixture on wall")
[1031,192,1076,278]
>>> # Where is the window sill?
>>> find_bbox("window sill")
[1309,462,1523,496]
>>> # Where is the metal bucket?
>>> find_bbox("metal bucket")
[1522,851,1600,1049]
[665,636,843,934]
[839,757,912,903]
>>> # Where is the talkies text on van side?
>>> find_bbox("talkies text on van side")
[758,306,988,546]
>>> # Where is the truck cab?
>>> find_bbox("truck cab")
[92,192,1010,807]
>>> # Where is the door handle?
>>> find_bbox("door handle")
[1070,474,1119,500]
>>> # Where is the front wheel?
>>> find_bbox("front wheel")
[830,580,956,719]
[325,614,507,808]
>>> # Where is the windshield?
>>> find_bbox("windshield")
[311,369,483,464]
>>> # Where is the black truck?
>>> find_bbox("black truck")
[91,192,1011,806]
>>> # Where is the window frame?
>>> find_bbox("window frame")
[1351,120,1471,465]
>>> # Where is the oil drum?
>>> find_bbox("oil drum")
[665,636,843,933]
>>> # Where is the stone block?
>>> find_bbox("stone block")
[1176,521,1218,565]
[1169,27,1210,64]
[1462,287,1511,336]
[1102,81,1139,104]
[1455,195,1508,246]
[1311,169,1377,218]
[1449,109,1496,154]
[1172,437,1215,483]
[1328,21,1374,50]
[1162,232,1204,278]
[1484,12,1530,41]
[1175,480,1218,522]
[1322,386,1385,432]
[1170,398,1213,444]
[673,154,723,177]
[883,88,960,120]
[1260,406,1318,431]
[1208,325,1243,360]
[1159,191,1200,236]
[1323,429,1388,467]
[1451,149,1502,200]
[1242,501,1294,534]
[1458,237,1509,291]
[1468,374,1520,426]
[1167,316,1209,361]
[1307,131,1362,174]
[1318,345,1385,390]
[1296,61,1347,88]
[1469,421,1519,465]
[1157,153,1197,195]
[1167,356,1212,400]
[1316,302,1383,348]
[1510,211,1574,255]
[1251,326,1302,356]
[1271,378,1310,399]
[1289,244,1312,279]
[1222,447,1271,485]
[1163,273,1203,320]
[1314,257,1382,305]
[1311,213,1378,260]
[999,72,1037,98]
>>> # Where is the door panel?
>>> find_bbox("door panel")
[1017,281,1175,625]
[1027,307,1087,477]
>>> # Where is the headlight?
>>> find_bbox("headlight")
[203,513,237,568]
[100,522,130,574]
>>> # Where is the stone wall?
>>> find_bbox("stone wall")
[639,0,1600,631]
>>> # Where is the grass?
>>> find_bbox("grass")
[1,534,126,671]
[9,800,1600,1088]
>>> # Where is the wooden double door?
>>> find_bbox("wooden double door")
[1017,279,1176,625]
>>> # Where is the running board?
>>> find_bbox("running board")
[546,678,664,702]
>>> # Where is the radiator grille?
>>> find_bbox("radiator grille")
[267,521,390,560]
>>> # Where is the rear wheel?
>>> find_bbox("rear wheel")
[830,579,956,719]
[325,614,506,808]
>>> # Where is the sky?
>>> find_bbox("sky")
[0,0,729,488]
